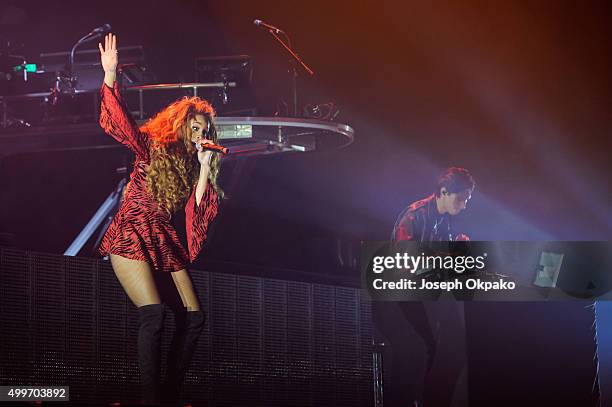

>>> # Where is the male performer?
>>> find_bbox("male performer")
[374,167,475,407]
[392,167,475,242]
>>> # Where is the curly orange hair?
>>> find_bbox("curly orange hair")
[139,96,223,213]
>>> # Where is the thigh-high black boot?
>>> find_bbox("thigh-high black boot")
[160,309,205,405]
[137,303,166,406]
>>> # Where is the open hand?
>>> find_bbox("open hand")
[98,33,118,74]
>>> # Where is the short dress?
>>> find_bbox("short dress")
[98,82,219,272]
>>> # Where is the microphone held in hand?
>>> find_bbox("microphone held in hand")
[197,142,229,155]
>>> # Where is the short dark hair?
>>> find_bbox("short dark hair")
[436,167,476,196]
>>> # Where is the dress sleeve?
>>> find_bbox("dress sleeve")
[185,181,220,262]
[99,81,149,161]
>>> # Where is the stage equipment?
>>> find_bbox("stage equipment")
[0,117,353,161]
[0,42,151,128]
[303,102,341,121]
[253,18,314,117]
[0,42,44,125]
[63,178,127,257]
[40,44,147,92]
[253,19,284,34]
[0,81,235,129]
[122,82,237,120]
[195,55,254,114]
[0,36,28,82]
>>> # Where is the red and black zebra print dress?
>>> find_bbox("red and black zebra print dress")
[98,82,219,272]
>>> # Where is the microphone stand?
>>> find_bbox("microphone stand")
[264,29,314,117]
[68,30,106,91]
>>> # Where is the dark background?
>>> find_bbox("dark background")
[1,0,610,269]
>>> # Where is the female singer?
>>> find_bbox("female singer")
[98,33,222,406]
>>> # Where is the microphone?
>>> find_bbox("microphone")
[253,19,283,34]
[197,142,229,155]
[87,24,112,38]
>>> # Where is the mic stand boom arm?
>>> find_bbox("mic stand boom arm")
[68,33,97,90]
[68,26,110,89]
[263,28,314,117]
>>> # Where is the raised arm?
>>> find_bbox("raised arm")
[98,33,148,160]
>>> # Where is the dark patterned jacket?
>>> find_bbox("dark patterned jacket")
[391,194,453,242]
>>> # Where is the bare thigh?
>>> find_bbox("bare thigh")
[170,269,201,311]
[110,254,161,308]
